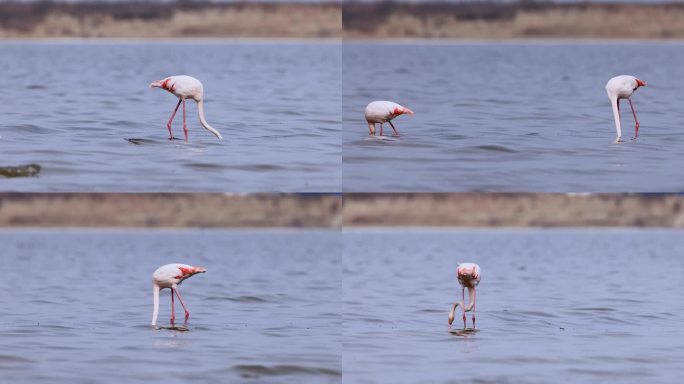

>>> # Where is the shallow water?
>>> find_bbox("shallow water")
[0,229,340,383]
[343,42,684,192]
[343,229,684,383]
[0,41,341,192]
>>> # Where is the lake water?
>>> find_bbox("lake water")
[0,41,341,192]
[343,228,684,383]
[0,229,341,384]
[343,42,684,192]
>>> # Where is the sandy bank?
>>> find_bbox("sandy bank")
[2,193,684,228]
[344,2,684,39]
[0,2,341,39]
[344,193,684,228]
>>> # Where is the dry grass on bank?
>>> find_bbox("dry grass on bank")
[344,2,684,39]
[1,193,683,228]
[0,194,341,228]
[343,194,684,227]
[0,2,341,38]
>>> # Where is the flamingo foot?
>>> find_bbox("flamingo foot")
[614,137,623,143]
[472,316,476,329]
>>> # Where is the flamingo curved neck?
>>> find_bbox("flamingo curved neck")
[611,96,622,139]
[197,100,223,140]
[448,287,476,322]
[152,284,160,326]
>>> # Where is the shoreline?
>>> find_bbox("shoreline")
[0,2,341,39]
[0,37,342,43]
[344,2,684,39]
[2,193,684,228]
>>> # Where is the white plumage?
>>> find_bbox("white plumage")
[364,100,414,136]
[605,75,646,142]
[151,263,206,326]
[150,75,223,141]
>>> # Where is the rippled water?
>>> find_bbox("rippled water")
[0,41,341,192]
[343,229,684,383]
[0,229,340,383]
[343,42,684,192]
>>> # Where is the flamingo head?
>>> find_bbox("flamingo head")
[457,264,480,283]
[448,310,455,326]
[149,79,165,89]
[150,78,177,93]
[393,106,415,117]
[176,265,207,279]
[635,78,646,88]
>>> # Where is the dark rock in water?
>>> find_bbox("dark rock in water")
[0,164,41,178]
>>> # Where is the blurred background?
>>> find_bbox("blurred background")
[344,0,684,39]
[0,0,342,38]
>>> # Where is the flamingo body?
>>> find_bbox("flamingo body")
[364,100,414,136]
[151,263,206,326]
[605,75,646,142]
[150,75,223,141]
[448,263,481,329]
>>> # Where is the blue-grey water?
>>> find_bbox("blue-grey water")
[343,229,684,383]
[343,42,684,192]
[0,41,341,192]
[0,229,340,383]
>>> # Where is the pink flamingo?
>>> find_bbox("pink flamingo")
[448,263,481,329]
[364,100,414,136]
[152,263,206,326]
[605,75,646,142]
[150,75,223,141]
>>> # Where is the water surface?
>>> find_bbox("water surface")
[0,229,340,383]
[343,229,684,383]
[0,41,341,191]
[343,42,684,191]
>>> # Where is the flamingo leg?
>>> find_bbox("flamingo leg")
[367,122,375,136]
[182,99,188,142]
[461,286,466,329]
[166,99,182,140]
[472,287,477,329]
[628,98,640,139]
[174,288,190,322]
[170,288,176,324]
[388,120,400,136]
[380,124,383,137]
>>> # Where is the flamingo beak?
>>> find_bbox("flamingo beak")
[194,266,207,274]
[404,108,415,116]
[149,80,163,89]
[636,79,646,87]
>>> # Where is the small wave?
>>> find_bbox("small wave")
[233,364,341,378]
[471,145,517,153]
[154,325,189,332]
[448,328,479,337]
[0,355,34,363]
[125,138,159,145]
[572,307,616,313]
[184,163,224,170]
[229,164,285,172]
[205,295,273,303]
